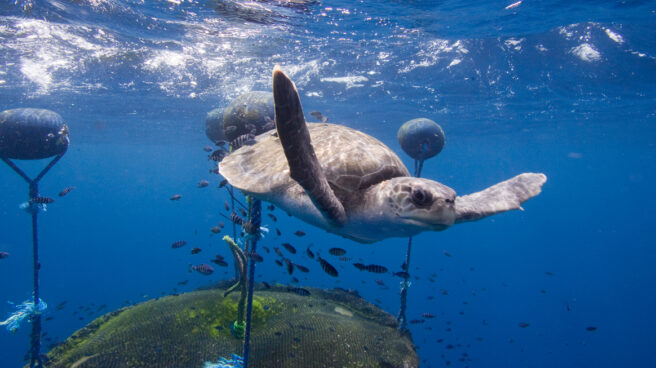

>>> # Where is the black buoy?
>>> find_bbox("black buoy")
[222,91,274,142]
[396,117,445,333]
[0,107,69,368]
[0,108,69,160]
[397,118,445,161]
[205,108,226,145]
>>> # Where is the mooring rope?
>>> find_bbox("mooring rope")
[397,158,424,333]
[1,154,64,367]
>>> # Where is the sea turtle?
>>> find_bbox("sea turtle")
[219,67,547,243]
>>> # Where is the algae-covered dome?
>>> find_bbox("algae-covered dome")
[44,285,419,368]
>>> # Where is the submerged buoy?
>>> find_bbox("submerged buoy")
[397,118,445,161]
[205,108,226,144]
[0,108,69,160]
[222,91,274,141]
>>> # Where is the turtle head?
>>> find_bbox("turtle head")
[381,177,457,231]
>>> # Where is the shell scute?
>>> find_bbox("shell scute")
[219,123,409,203]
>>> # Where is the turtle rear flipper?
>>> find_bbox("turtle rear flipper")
[272,66,347,226]
[454,173,547,223]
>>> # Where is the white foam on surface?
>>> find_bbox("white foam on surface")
[571,43,601,62]
[320,75,368,89]
[604,28,624,44]
[400,39,468,73]
[447,58,462,69]
[504,38,524,51]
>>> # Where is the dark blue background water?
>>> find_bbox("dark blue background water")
[1,1,655,367]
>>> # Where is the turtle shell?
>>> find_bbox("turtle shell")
[219,123,409,207]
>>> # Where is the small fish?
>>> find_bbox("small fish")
[177,280,189,285]
[239,208,247,217]
[203,145,213,152]
[209,167,220,174]
[294,230,306,237]
[294,264,310,273]
[338,256,352,262]
[443,250,452,257]
[0,251,9,259]
[190,263,214,275]
[55,301,67,310]
[288,287,311,296]
[218,221,225,228]
[275,259,283,267]
[211,259,228,267]
[306,247,315,259]
[198,180,209,188]
[230,133,256,149]
[409,319,425,324]
[292,276,299,283]
[274,247,283,257]
[310,111,328,123]
[267,213,277,222]
[191,247,202,254]
[393,271,410,278]
[210,226,221,234]
[230,212,244,226]
[375,279,385,286]
[209,149,228,162]
[218,179,228,188]
[58,186,76,197]
[317,256,338,277]
[171,240,187,249]
[518,322,530,328]
[586,326,597,332]
[30,196,54,204]
[267,204,275,211]
[262,246,270,253]
[328,247,346,256]
[170,194,182,201]
[281,242,297,254]
[223,201,230,211]
[262,281,271,289]
[422,313,436,319]
[276,228,281,236]
[353,263,366,271]
[214,254,225,261]
[364,264,388,274]
[248,252,264,263]
[285,258,294,275]
[545,271,555,276]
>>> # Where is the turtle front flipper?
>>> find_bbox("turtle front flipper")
[272,66,347,227]
[454,173,546,223]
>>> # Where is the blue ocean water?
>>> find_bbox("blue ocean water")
[1,0,655,367]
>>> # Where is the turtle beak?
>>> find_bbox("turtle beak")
[398,197,456,230]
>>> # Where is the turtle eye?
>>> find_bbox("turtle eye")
[410,188,432,206]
